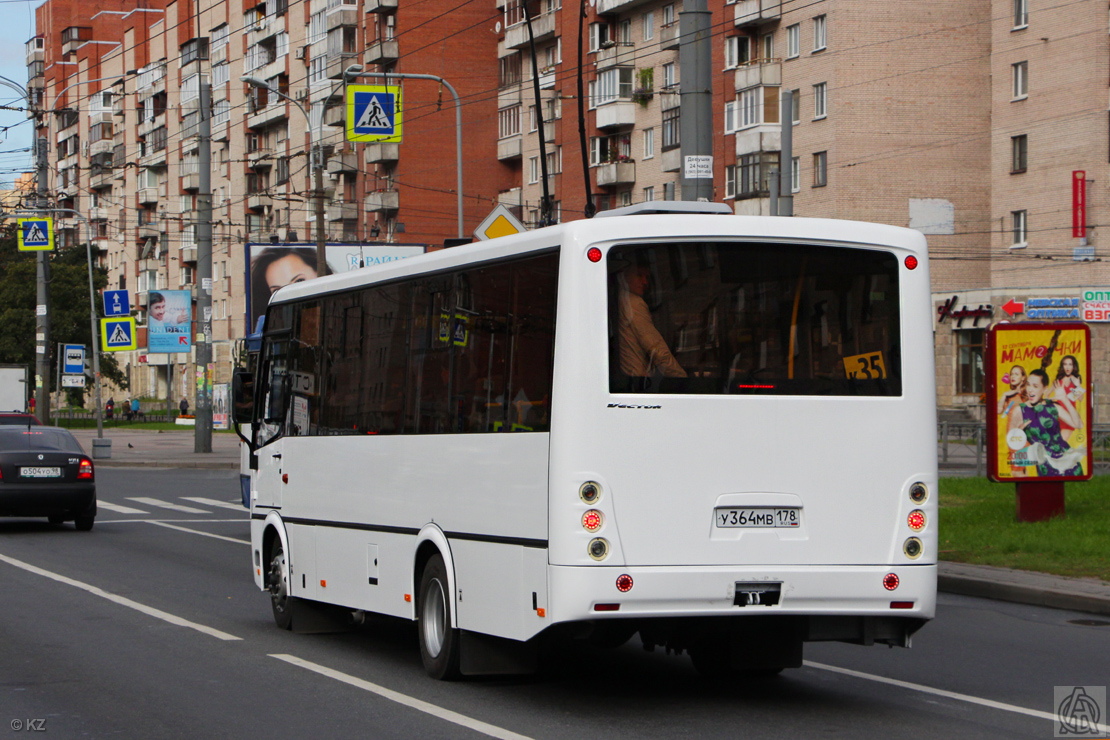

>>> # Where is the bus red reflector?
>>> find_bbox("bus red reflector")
[904,255,919,270]
[890,601,915,609]
[586,247,602,263]
[736,384,775,389]
[593,603,620,612]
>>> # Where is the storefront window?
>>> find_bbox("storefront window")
[956,329,985,394]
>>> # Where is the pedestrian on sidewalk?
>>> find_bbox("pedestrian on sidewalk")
[179,397,190,417]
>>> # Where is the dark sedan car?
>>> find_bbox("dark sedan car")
[0,412,41,425]
[0,426,96,530]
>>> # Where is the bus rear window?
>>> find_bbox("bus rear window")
[608,241,901,396]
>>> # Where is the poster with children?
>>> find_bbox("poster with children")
[986,323,1092,482]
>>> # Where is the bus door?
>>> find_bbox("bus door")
[253,331,291,511]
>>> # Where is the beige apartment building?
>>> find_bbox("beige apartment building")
[25,0,1110,421]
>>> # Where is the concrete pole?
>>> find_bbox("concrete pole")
[679,0,713,202]
[35,134,51,421]
[195,81,213,452]
[779,89,794,216]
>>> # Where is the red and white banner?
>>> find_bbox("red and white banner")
[1073,170,1086,238]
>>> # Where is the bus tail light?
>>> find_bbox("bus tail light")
[904,255,919,270]
[883,573,900,591]
[890,601,915,609]
[615,574,633,592]
[907,510,926,531]
[582,510,603,532]
[903,537,923,559]
[594,603,620,612]
[588,538,609,561]
[586,247,603,263]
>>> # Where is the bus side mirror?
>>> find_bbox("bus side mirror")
[231,368,254,424]
[264,371,289,423]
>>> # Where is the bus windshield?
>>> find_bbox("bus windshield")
[608,240,902,396]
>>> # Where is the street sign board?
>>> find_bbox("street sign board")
[101,317,137,351]
[61,375,86,388]
[17,218,54,251]
[63,344,85,375]
[103,290,130,317]
[473,204,526,241]
[346,85,402,143]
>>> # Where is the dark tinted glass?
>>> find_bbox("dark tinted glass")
[0,427,83,453]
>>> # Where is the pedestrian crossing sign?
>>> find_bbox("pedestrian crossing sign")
[17,218,54,251]
[101,317,137,351]
[347,85,402,143]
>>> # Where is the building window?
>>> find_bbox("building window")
[643,185,654,201]
[663,181,676,200]
[791,88,800,123]
[738,152,777,197]
[642,11,654,40]
[662,107,680,150]
[662,62,676,89]
[1012,61,1028,99]
[762,33,773,60]
[643,127,654,159]
[500,54,522,87]
[1011,134,1027,173]
[725,37,750,69]
[956,329,985,394]
[786,24,800,58]
[813,82,827,119]
[813,151,827,187]
[1011,209,1027,247]
[725,165,736,198]
[725,100,739,133]
[593,67,634,106]
[1013,0,1028,28]
[791,156,800,192]
[662,3,674,26]
[499,105,521,139]
[813,15,827,51]
[528,156,539,184]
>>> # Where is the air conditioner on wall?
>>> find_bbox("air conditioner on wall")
[295,46,307,60]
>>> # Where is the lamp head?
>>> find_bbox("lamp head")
[240,75,270,89]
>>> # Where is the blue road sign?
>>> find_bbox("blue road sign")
[63,344,85,374]
[17,218,54,251]
[346,85,402,143]
[103,289,130,317]
[101,317,137,351]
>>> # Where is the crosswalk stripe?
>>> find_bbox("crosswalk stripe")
[127,497,211,514]
[97,501,149,515]
[182,497,246,511]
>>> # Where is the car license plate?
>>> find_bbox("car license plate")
[20,467,62,478]
[714,507,800,528]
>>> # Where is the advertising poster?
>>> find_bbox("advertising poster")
[986,323,1092,482]
[213,383,230,430]
[245,243,425,331]
[146,289,193,353]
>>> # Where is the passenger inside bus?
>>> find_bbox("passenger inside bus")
[615,263,688,382]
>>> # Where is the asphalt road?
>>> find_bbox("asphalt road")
[1,469,1107,739]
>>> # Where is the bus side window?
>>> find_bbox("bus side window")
[264,369,289,423]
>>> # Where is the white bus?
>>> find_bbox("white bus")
[235,203,937,680]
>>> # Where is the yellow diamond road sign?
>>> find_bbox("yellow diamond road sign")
[474,204,526,241]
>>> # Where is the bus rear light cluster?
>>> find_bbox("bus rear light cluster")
[579,481,601,504]
[588,538,609,561]
[615,574,633,592]
[582,509,604,532]
[883,573,900,591]
[907,510,926,531]
[903,537,923,559]
[909,482,928,503]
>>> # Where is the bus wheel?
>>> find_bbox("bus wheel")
[417,554,461,680]
[267,539,294,630]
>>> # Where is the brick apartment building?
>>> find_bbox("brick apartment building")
[23,0,1110,421]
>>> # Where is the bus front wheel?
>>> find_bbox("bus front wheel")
[267,539,295,630]
[417,554,461,680]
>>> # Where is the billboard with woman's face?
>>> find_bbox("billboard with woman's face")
[986,323,1092,482]
[245,243,425,331]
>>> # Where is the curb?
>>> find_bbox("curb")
[938,562,1110,617]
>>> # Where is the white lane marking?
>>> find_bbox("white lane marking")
[0,553,242,642]
[182,497,247,512]
[805,661,1110,734]
[270,654,533,740]
[148,521,250,545]
[97,501,149,515]
[127,497,211,514]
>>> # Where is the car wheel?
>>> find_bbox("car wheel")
[74,515,94,531]
[417,554,461,680]
[267,539,295,630]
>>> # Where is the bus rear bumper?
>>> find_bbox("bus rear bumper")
[548,563,937,624]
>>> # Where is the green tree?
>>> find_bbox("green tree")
[0,228,128,405]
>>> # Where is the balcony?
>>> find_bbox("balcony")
[596,101,637,129]
[326,150,358,175]
[25,36,44,65]
[365,142,399,164]
[89,139,114,158]
[248,148,274,169]
[90,169,114,190]
[324,103,346,128]
[365,190,399,212]
[661,147,682,173]
[504,11,556,50]
[498,187,522,208]
[327,200,358,221]
[364,40,399,66]
[137,112,165,138]
[139,148,167,168]
[596,161,635,187]
[327,51,362,79]
[366,0,397,11]
[61,26,92,56]
[180,245,197,263]
[659,22,680,50]
[497,136,522,161]
[735,127,780,157]
[595,43,636,70]
[137,187,160,205]
[247,102,288,130]
[597,0,654,11]
[181,172,200,191]
[326,7,358,30]
[247,193,272,211]
[659,88,681,110]
[538,67,556,89]
[139,225,160,240]
[735,0,781,27]
[734,60,781,90]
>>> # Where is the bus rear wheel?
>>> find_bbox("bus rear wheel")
[417,554,461,680]
[267,539,295,630]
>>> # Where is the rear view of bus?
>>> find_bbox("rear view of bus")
[548,208,936,676]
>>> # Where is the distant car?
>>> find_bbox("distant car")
[0,412,42,426]
[0,426,96,530]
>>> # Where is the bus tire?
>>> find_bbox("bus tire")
[417,554,461,680]
[267,538,295,630]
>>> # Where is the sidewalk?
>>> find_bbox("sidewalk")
[68,429,1110,617]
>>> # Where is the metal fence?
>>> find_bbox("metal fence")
[938,422,1110,476]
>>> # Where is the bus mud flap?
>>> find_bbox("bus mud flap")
[290,599,355,634]
[459,630,538,676]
